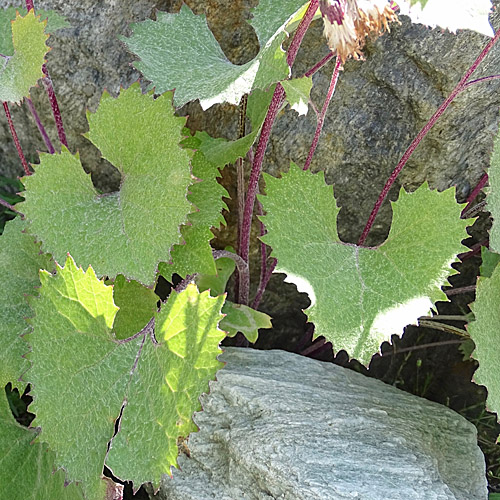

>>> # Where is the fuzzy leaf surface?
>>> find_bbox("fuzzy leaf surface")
[122,1,307,109]
[0,10,48,103]
[110,275,158,340]
[0,217,53,390]
[106,284,225,488]
[398,0,493,37]
[193,87,275,165]
[0,7,68,54]
[195,254,236,297]
[21,83,192,285]
[282,77,312,116]
[488,126,500,253]
[0,389,85,500]
[220,302,272,343]
[259,164,470,364]
[27,257,226,495]
[159,150,228,279]
[468,262,500,415]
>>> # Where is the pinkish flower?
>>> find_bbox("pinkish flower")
[319,0,398,61]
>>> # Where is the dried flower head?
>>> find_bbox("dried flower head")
[319,0,399,62]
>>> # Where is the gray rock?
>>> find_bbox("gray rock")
[151,347,487,500]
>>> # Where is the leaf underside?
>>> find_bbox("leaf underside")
[259,163,471,365]
[121,1,308,109]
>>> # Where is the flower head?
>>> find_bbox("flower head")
[320,0,398,61]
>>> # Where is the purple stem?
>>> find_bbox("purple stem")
[461,172,488,217]
[0,197,20,213]
[304,52,335,78]
[213,249,250,306]
[25,0,68,149]
[303,56,342,171]
[41,65,68,148]
[3,102,31,176]
[238,0,319,303]
[358,28,500,246]
[251,257,277,310]
[25,97,55,154]
[463,74,500,89]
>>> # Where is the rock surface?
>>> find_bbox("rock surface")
[150,347,487,500]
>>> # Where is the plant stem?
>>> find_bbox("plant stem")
[213,249,250,305]
[41,65,68,148]
[444,285,476,296]
[0,197,20,213]
[461,172,488,217]
[25,0,68,148]
[252,257,277,310]
[304,52,335,78]
[3,102,30,176]
[303,56,342,171]
[358,28,500,246]
[238,0,319,303]
[379,339,465,358]
[463,74,500,90]
[25,97,55,154]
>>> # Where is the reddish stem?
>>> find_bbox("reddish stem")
[304,52,335,78]
[303,56,342,171]
[26,97,55,154]
[461,172,488,217]
[42,65,68,148]
[0,197,20,213]
[238,0,319,303]
[252,257,277,310]
[3,102,30,176]
[358,28,500,246]
[463,74,500,89]
[25,0,68,148]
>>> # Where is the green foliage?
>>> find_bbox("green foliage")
[0,389,85,500]
[159,150,228,279]
[121,1,308,109]
[260,163,471,364]
[0,217,53,390]
[468,258,500,416]
[0,9,48,103]
[282,76,313,116]
[0,6,68,54]
[488,126,500,252]
[21,83,192,285]
[193,86,275,166]
[26,256,226,496]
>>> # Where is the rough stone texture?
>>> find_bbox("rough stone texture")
[150,347,487,500]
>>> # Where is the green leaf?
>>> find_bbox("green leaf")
[159,151,228,279]
[106,284,225,489]
[468,262,500,416]
[282,76,313,116]
[220,301,272,343]
[21,83,193,285]
[110,275,159,340]
[0,389,85,500]
[193,86,275,166]
[0,9,48,103]
[194,255,271,343]
[480,247,500,278]
[195,254,236,297]
[27,256,226,495]
[121,1,308,109]
[0,7,69,55]
[398,0,493,37]
[259,163,470,365]
[0,217,53,390]
[488,126,500,252]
